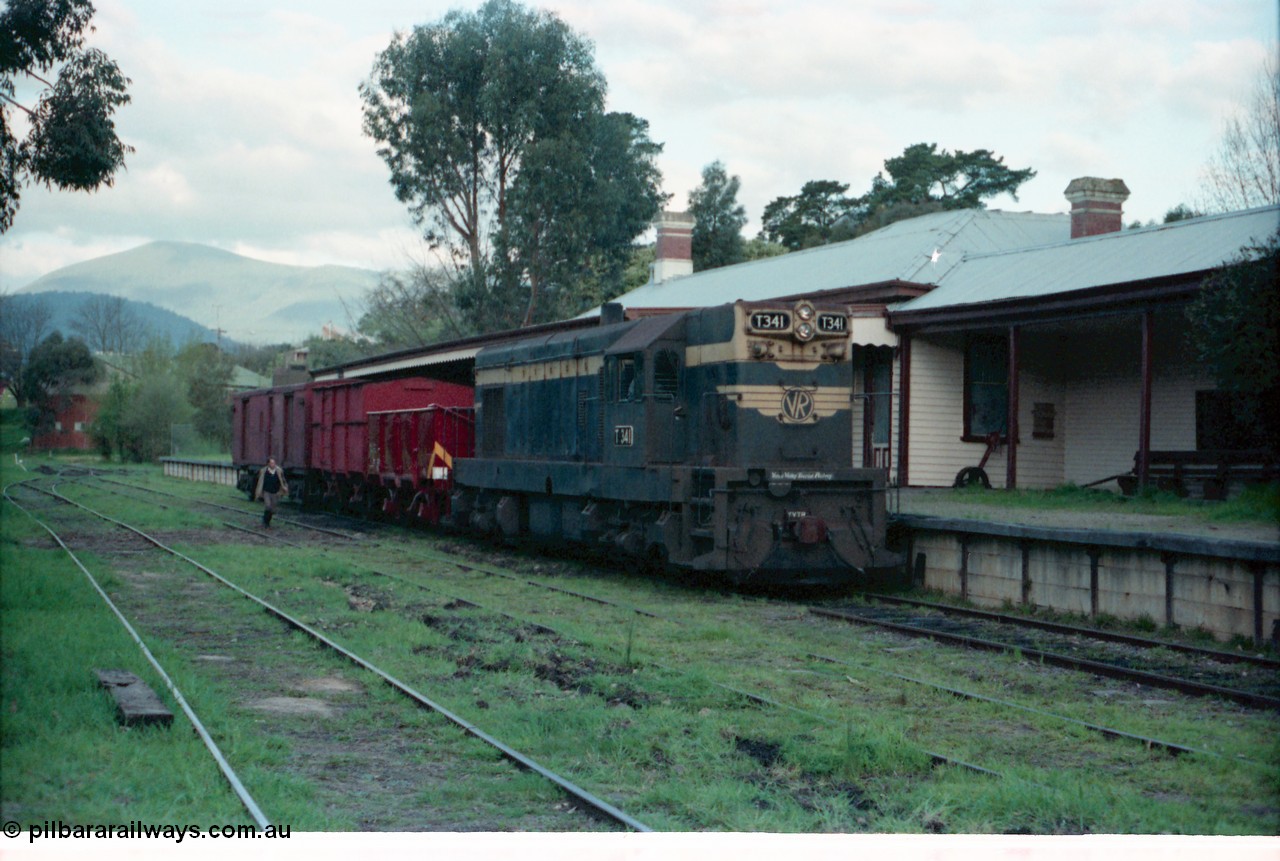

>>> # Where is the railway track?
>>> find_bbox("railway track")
[90,475,1280,747]
[12,473,1280,829]
[9,478,650,832]
[88,475,671,618]
[84,475,1022,779]
[85,475,1274,772]
[811,598,1280,710]
[863,593,1280,668]
[2,480,273,830]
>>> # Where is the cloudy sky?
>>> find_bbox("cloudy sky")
[1,0,1275,294]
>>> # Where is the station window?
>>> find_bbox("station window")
[866,347,893,448]
[964,335,1008,441]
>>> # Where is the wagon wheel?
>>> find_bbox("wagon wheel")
[641,543,670,578]
[323,482,343,514]
[953,466,991,489]
[356,489,378,520]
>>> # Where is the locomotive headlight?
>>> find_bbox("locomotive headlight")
[795,301,815,321]
[795,321,815,342]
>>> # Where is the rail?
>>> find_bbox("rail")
[30,480,652,833]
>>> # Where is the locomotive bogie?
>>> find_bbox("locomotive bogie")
[447,462,894,585]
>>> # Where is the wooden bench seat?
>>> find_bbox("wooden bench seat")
[1118,449,1279,499]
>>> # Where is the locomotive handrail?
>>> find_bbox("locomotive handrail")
[365,405,477,426]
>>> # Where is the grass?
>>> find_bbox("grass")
[0,532,256,825]
[3,407,1277,833]
[219,536,1278,832]
[941,481,1280,524]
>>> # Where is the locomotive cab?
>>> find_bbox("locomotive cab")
[600,315,688,469]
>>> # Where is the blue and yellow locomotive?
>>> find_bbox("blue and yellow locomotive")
[451,300,899,586]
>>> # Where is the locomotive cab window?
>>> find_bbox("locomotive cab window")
[617,355,643,402]
[653,349,680,399]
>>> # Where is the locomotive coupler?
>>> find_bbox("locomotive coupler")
[775,510,829,544]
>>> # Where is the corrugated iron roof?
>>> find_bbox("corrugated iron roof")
[899,205,1280,313]
[604,209,1069,312]
[229,366,271,390]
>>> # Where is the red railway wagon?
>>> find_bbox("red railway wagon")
[231,383,309,497]
[308,379,364,493]
[367,405,475,523]
[306,377,473,519]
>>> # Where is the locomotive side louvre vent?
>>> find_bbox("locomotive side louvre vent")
[596,368,606,449]
[483,388,505,457]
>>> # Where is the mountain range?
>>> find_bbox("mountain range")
[17,241,383,344]
[5,290,221,347]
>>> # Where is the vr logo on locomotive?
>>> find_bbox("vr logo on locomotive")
[779,387,816,424]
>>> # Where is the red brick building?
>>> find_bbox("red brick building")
[30,387,104,451]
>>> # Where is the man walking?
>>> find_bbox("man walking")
[254,457,288,528]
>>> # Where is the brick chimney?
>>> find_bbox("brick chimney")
[651,210,694,283]
[1064,177,1130,238]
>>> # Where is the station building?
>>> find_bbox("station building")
[601,182,1278,495]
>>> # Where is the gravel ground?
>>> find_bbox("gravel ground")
[888,488,1280,545]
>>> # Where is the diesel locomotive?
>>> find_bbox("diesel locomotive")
[452,300,899,586]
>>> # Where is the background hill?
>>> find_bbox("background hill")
[17,241,383,344]
[4,291,220,347]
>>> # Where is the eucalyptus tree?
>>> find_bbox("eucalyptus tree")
[358,265,470,348]
[759,180,861,251]
[862,143,1036,214]
[70,294,145,354]
[496,110,665,326]
[360,0,664,331]
[1200,58,1279,212]
[1,0,133,232]
[1185,229,1280,444]
[760,143,1036,251]
[688,160,746,270]
[0,290,52,405]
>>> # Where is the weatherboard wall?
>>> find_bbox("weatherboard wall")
[904,336,1065,489]
[1057,311,1208,487]
[898,308,1215,490]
